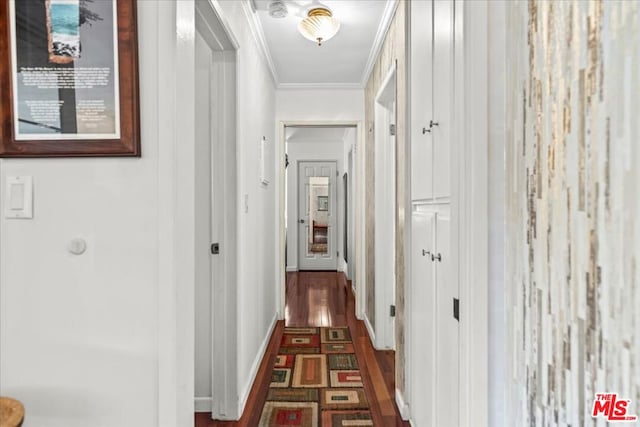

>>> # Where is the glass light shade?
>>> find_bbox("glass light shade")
[297,7,340,46]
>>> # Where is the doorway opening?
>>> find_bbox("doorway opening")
[278,123,365,324]
[284,126,357,276]
[193,0,238,420]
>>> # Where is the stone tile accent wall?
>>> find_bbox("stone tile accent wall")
[364,0,407,393]
[505,1,640,424]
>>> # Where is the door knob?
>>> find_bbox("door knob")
[299,219,305,224]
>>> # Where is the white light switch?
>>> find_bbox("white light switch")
[5,176,33,219]
[10,184,24,210]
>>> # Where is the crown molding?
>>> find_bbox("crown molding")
[360,0,399,87]
[277,82,364,91]
[241,0,279,85]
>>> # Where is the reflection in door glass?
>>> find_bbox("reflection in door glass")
[308,176,329,254]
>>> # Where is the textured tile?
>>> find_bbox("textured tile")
[506,0,640,424]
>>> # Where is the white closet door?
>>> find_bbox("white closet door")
[410,211,436,426]
[432,0,453,200]
[435,213,459,427]
[410,0,434,201]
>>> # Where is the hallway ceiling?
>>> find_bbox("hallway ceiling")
[250,0,395,88]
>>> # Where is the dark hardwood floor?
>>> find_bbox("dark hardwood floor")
[285,271,347,327]
[195,271,409,426]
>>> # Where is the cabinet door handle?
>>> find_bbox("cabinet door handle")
[422,126,431,134]
[431,253,442,262]
[429,120,439,128]
[422,249,431,257]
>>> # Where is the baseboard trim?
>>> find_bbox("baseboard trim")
[238,313,278,416]
[194,397,212,413]
[286,266,298,272]
[364,314,376,347]
[395,388,410,420]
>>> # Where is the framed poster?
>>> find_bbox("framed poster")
[317,196,328,211]
[0,0,140,157]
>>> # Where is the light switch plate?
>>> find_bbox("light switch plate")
[5,176,33,219]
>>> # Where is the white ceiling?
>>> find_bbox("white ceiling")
[251,0,394,88]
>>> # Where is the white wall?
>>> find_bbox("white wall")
[276,89,365,122]
[0,1,278,425]
[0,2,161,426]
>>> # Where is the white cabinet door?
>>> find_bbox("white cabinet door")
[435,213,459,427]
[432,0,453,200]
[410,0,433,201]
[410,211,436,426]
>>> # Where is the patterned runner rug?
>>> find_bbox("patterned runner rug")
[258,327,373,427]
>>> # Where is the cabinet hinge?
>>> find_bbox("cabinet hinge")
[389,124,396,136]
[390,305,396,317]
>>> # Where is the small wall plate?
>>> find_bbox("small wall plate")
[5,176,33,219]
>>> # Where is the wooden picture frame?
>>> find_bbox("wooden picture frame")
[0,0,140,157]
[317,195,328,211]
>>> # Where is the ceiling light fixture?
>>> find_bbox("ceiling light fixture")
[297,4,340,46]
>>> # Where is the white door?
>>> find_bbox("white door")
[374,64,397,349]
[195,4,239,417]
[433,0,453,200]
[435,213,459,427]
[410,0,434,201]
[410,210,437,426]
[195,29,220,413]
[298,161,338,270]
